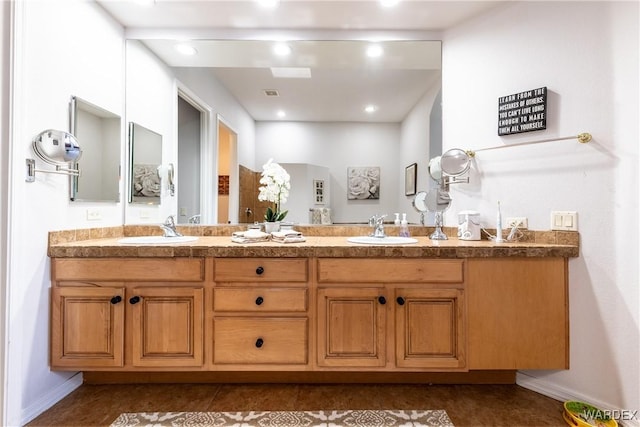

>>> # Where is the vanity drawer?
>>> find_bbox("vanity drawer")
[213,288,307,312]
[317,258,464,283]
[214,258,308,282]
[213,318,308,364]
[52,258,204,282]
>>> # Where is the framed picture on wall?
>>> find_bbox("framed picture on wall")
[405,163,417,196]
[347,166,380,200]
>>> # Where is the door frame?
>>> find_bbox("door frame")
[215,114,238,224]
[176,82,214,223]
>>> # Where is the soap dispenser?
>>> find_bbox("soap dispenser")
[394,213,401,226]
[400,213,410,237]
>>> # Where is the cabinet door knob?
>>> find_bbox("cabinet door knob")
[378,296,387,305]
[110,295,122,305]
[129,296,141,305]
[255,338,264,348]
[396,297,406,306]
[255,296,264,306]
[256,266,264,275]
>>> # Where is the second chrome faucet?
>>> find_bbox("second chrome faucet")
[369,214,387,238]
[160,215,183,237]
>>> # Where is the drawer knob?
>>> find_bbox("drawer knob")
[110,295,122,305]
[129,296,141,305]
[378,296,387,305]
[396,297,406,306]
[256,266,264,275]
[255,338,264,348]
[255,296,264,306]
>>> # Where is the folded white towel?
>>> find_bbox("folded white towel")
[270,230,303,239]
[272,236,306,244]
[231,230,270,244]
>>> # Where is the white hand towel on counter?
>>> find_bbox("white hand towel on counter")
[231,229,270,244]
[271,230,306,243]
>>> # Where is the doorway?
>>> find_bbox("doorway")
[216,119,237,224]
[177,95,201,224]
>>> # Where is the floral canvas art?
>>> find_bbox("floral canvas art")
[347,166,380,200]
[132,164,161,199]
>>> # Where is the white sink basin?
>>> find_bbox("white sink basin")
[117,236,198,245]
[347,236,418,245]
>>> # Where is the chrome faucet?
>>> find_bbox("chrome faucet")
[369,214,387,238]
[160,215,183,237]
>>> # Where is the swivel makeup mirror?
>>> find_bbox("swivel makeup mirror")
[33,130,82,165]
[425,148,469,240]
[26,130,82,182]
[412,190,428,225]
[440,148,470,183]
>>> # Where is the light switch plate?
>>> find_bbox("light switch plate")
[550,211,578,231]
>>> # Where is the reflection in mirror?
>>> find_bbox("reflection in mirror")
[33,129,82,165]
[128,122,163,204]
[69,96,121,202]
[426,187,451,240]
[125,38,441,223]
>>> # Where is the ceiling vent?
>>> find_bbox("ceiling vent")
[263,89,280,97]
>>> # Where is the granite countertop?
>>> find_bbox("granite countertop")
[48,225,579,258]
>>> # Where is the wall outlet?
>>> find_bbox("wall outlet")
[139,210,151,219]
[506,217,528,229]
[550,211,578,231]
[86,208,102,221]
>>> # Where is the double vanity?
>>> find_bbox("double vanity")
[47,225,578,384]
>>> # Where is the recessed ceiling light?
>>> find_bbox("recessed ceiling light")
[365,105,378,113]
[256,0,280,8]
[175,43,197,56]
[380,0,401,7]
[277,110,286,118]
[366,45,384,58]
[273,43,292,56]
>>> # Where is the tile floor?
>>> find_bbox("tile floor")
[26,383,567,426]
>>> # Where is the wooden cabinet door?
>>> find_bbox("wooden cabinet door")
[395,288,466,370]
[467,258,568,369]
[50,287,125,369]
[129,287,204,367]
[317,288,386,367]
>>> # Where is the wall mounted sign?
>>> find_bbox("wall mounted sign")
[498,87,547,135]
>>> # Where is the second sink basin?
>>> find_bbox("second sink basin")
[347,236,418,245]
[117,236,198,245]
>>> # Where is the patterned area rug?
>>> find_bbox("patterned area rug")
[110,409,454,426]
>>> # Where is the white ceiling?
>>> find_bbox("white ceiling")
[97,0,502,122]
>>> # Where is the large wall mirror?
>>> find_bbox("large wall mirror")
[128,122,163,204]
[125,38,442,223]
[69,96,121,202]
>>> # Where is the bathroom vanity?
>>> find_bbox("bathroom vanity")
[47,226,577,384]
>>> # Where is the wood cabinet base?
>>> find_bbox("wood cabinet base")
[82,370,516,385]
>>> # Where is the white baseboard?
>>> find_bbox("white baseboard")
[517,372,640,427]
[20,372,83,426]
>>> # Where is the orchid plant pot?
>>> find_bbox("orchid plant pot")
[264,221,281,234]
